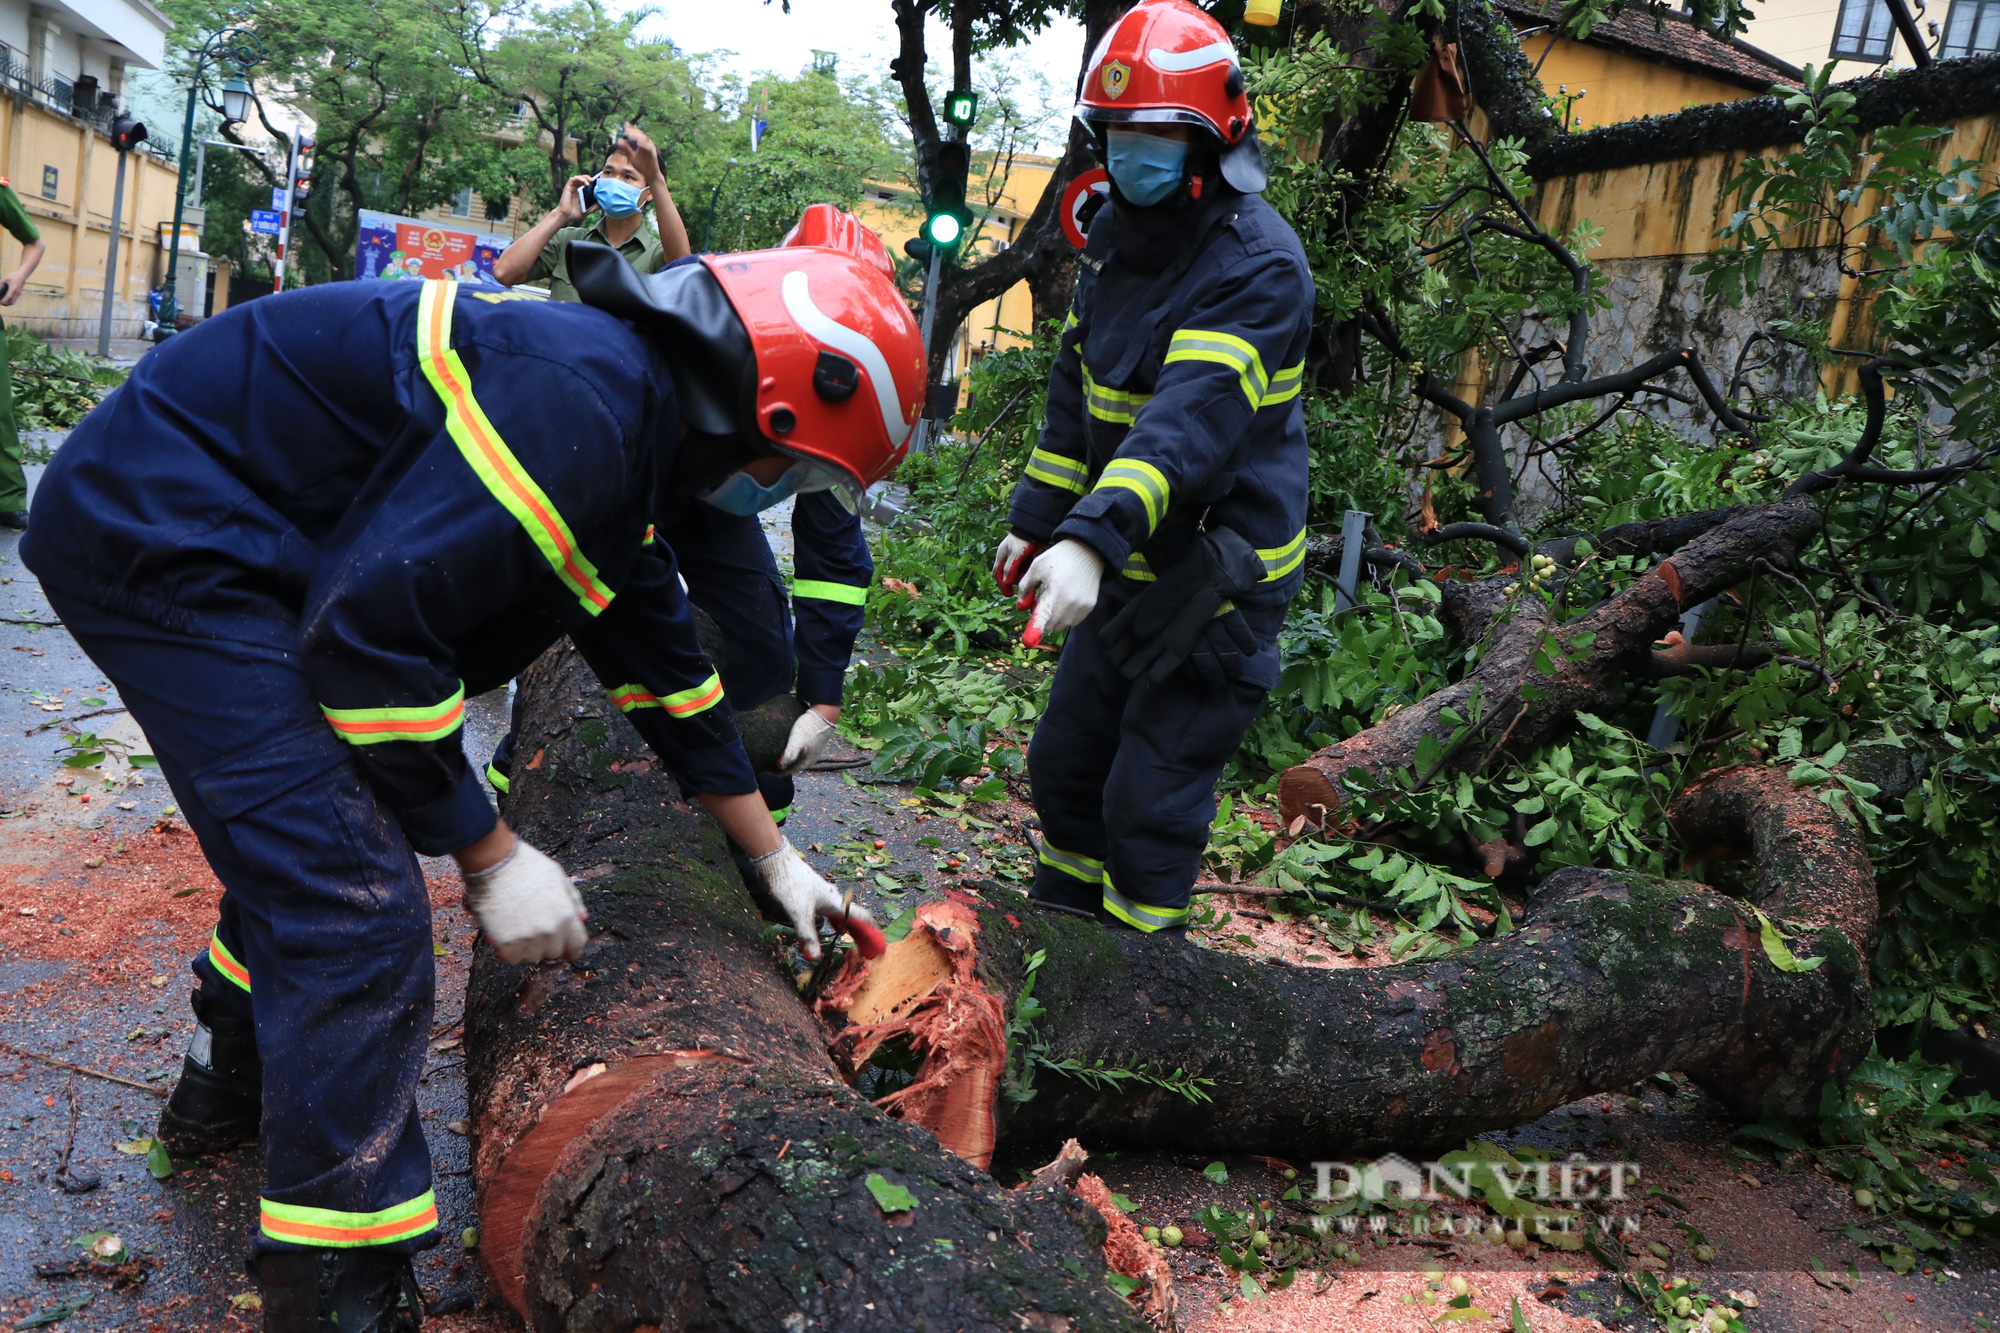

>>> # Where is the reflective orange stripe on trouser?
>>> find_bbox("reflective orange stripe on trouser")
[207,931,251,992]
[260,1190,439,1248]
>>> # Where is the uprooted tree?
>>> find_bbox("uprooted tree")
[461,8,2000,1327]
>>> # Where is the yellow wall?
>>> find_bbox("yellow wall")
[1507,109,2000,405]
[1520,35,1775,130]
[0,95,181,339]
[854,151,1059,379]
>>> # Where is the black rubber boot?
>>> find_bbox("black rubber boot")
[157,988,262,1156]
[251,1247,424,1332]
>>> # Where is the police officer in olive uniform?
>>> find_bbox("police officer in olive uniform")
[0,174,47,530]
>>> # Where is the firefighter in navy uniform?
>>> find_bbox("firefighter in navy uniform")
[999,0,1314,937]
[21,241,919,1332]
[489,205,885,823]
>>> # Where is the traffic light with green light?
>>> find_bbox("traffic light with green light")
[943,88,978,129]
[923,140,970,254]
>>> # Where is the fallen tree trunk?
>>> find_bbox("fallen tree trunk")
[465,642,1149,1333]
[821,823,1873,1164]
[1277,496,1826,826]
[468,636,1882,1327]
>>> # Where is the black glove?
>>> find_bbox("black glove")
[1101,527,1266,686]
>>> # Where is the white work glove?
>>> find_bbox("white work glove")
[993,533,1040,594]
[1016,538,1106,647]
[778,707,837,775]
[749,839,884,960]
[461,839,588,965]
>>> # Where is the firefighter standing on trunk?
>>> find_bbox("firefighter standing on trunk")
[21,240,919,1332]
[1000,0,1314,936]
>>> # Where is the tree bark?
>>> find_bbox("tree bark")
[465,642,1148,1333]
[820,818,1873,1165]
[1277,496,1826,826]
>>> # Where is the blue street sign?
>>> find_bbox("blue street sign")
[250,209,282,235]
[271,187,286,211]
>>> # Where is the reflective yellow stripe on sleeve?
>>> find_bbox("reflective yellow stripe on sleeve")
[1025,447,1089,495]
[416,280,615,617]
[609,672,724,719]
[1120,528,1307,586]
[321,683,465,745]
[1264,362,1304,406]
[1164,329,1269,408]
[260,1191,439,1248]
[794,579,868,606]
[1095,458,1170,535]
[1259,527,1308,581]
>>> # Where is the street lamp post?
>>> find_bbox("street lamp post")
[155,29,259,341]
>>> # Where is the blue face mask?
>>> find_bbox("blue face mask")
[699,465,803,515]
[593,175,645,218]
[1106,129,1189,208]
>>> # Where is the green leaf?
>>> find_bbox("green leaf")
[1109,1191,1138,1212]
[1105,1271,1142,1298]
[865,1172,916,1213]
[145,1139,174,1180]
[1512,1296,1532,1333]
[1239,1273,1264,1300]
[1752,907,1825,973]
[128,754,159,769]
[881,906,919,945]
[19,1295,93,1328]
[1203,1161,1230,1184]
[79,698,105,707]
[1523,818,1560,847]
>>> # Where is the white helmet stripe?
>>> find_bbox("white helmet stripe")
[781,269,913,450]
[1148,41,1236,72]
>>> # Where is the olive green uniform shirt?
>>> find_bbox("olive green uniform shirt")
[0,181,39,510]
[524,218,665,302]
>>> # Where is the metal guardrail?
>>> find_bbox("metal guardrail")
[0,54,179,165]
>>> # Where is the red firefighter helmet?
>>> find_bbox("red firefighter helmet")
[569,239,923,500]
[702,245,923,496]
[1076,0,1266,192]
[781,202,896,279]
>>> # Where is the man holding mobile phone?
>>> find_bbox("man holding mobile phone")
[0,173,46,531]
[492,122,689,300]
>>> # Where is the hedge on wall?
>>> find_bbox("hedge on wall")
[1519,51,2000,179]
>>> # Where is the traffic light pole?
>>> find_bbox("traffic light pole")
[912,229,943,455]
[95,148,130,358]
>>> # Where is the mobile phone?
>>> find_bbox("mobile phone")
[0,279,13,304]
[577,177,596,213]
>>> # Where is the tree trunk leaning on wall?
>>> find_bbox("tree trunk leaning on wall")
[464,642,1149,1333]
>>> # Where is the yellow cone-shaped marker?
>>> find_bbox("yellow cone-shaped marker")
[1244,0,1282,25]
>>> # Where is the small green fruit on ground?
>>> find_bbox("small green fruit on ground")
[1853,1187,1876,1208]
[1252,1230,1270,1250]
[1160,1226,1184,1247]
[1142,1225,1160,1242]
[1694,1244,1717,1263]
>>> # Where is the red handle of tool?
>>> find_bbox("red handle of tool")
[844,915,888,959]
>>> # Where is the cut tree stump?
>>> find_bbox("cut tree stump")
[464,641,1149,1333]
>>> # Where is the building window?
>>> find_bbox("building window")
[50,75,72,111]
[449,185,472,218]
[485,195,509,222]
[1830,0,1897,61]
[1941,0,2000,54]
